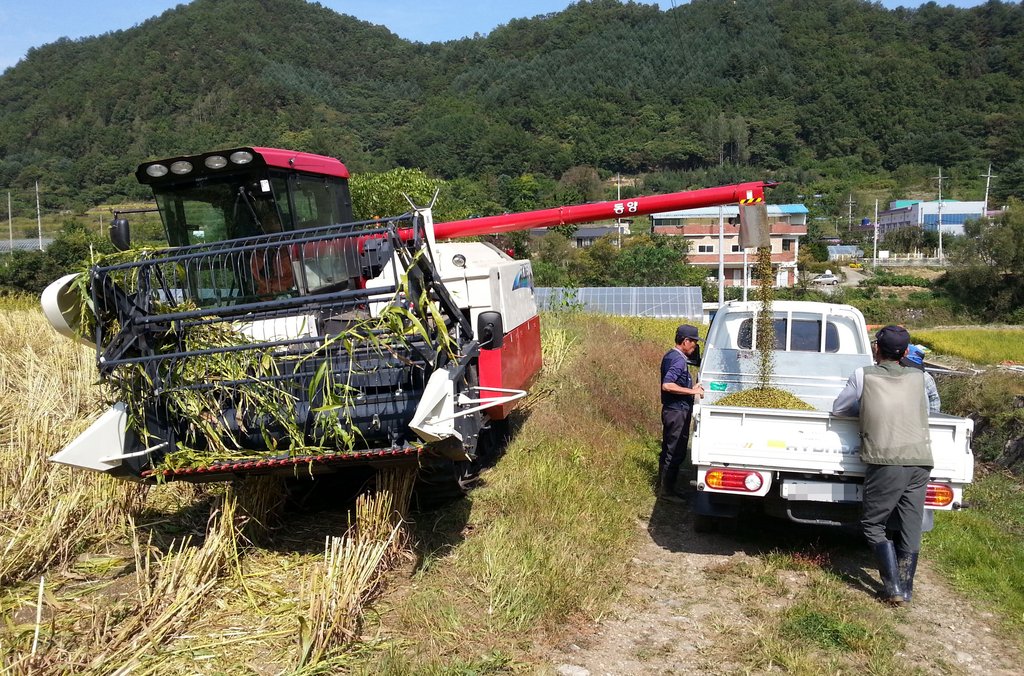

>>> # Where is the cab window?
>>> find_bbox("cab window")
[737,317,840,352]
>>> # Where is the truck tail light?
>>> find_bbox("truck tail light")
[926,483,954,507]
[705,468,764,492]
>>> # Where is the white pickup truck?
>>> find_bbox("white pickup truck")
[690,300,973,531]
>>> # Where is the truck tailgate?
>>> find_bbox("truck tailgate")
[691,405,974,484]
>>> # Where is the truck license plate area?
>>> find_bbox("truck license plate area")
[781,480,861,503]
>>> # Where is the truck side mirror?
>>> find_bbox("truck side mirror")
[477,311,504,349]
[738,203,770,248]
[110,217,131,251]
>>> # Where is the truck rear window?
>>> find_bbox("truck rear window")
[737,318,840,352]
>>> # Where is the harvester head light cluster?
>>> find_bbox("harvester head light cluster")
[204,155,228,169]
[141,149,258,181]
[452,254,467,268]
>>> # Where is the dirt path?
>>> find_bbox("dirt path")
[544,498,1022,675]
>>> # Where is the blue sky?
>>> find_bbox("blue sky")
[0,0,990,72]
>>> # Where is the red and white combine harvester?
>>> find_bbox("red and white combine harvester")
[42,146,771,496]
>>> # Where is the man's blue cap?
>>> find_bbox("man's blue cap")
[675,324,701,344]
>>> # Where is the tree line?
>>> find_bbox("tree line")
[1,0,1023,216]
[1,0,1023,320]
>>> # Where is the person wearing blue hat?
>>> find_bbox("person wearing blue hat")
[659,324,705,501]
[901,344,940,413]
[832,325,934,606]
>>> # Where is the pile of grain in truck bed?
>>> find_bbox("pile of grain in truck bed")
[713,387,814,411]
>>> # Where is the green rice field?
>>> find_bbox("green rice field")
[913,328,1024,365]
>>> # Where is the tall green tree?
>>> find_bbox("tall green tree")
[942,202,1024,320]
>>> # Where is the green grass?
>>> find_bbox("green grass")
[353,313,664,671]
[782,608,873,651]
[704,553,911,675]
[914,327,1024,364]
[926,471,1024,642]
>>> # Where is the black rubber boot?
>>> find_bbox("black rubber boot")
[896,549,919,603]
[659,468,686,503]
[871,540,905,606]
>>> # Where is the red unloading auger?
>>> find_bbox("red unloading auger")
[397,180,775,240]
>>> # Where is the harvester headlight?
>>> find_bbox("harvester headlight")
[452,254,467,268]
[204,155,227,169]
[145,164,169,178]
[230,151,254,165]
[170,161,193,175]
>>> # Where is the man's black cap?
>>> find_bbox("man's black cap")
[875,325,910,359]
[675,324,701,344]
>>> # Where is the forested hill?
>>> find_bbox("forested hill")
[2,0,1023,210]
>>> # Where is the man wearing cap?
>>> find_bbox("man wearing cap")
[659,324,706,501]
[832,325,933,606]
[901,344,941,413]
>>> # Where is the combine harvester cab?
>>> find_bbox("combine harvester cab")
[42,146,772,485]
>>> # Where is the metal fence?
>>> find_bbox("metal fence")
[535,286,703,321]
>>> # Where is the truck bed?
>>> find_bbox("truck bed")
[691,404,974,485]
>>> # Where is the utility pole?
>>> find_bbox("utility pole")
[847,193,856,232]
[873,199,879,270]
[718,206,725,306]
[7,192,12,257]
[742,249,748,303]
[980,164,996,213]
[35,181,42,251]
[615,173,622,248]
[933,169,945,263]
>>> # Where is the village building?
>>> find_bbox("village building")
[649,204,808,287]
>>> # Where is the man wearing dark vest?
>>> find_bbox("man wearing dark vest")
[659,324,705,501]
[832,325,933,606]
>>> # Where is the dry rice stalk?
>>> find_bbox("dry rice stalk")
[297,529,398,667]
[0,310,144,586]
[85,501,238,673]
[365,467,416,560]
[296,469,413,668]
[231,475,288,546]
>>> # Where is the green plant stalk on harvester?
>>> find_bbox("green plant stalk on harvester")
[76,249,457,471]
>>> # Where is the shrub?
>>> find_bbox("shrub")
[870,271,931,287]
[937,370,1024,465]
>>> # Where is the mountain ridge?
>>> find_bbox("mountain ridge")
[1,0,1023,208]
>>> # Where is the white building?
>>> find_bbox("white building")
[877,200,986,237]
